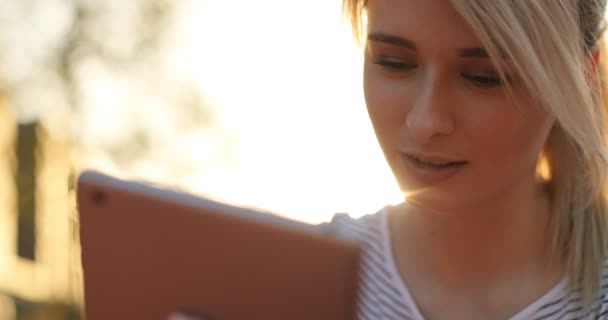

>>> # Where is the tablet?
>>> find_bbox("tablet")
[77,170,361,320]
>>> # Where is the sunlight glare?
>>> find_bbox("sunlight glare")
[167,0,403,223]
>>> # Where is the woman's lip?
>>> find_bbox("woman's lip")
[402,154,467,184]
[404,151,465,164]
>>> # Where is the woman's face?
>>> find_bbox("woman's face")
[364,0,555,211]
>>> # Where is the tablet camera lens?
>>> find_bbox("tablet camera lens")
[92,190,106,205]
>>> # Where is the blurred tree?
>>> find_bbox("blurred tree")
[0,1,222,319]
[0,0,216,170]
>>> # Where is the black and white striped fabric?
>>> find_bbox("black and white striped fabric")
[324,209,608,320]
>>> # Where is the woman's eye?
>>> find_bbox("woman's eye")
[373,58,416,71]
[462,71,506,87]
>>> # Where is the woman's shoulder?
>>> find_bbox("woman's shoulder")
[318,207,388,242]
[598,259,608,296]
[549,259,608,318]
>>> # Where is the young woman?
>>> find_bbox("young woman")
[323,0,608,318]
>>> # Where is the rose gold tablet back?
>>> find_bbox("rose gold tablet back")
[77,171,360,320]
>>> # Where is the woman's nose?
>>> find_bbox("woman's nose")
[405,76,455,145]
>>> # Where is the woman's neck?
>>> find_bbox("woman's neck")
[389,180,563,317]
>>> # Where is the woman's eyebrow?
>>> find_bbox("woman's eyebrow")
[367,32,500,59]
[367,32,417,50]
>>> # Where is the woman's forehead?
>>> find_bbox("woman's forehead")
[366,0,482,50]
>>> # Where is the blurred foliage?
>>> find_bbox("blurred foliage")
[0,0,220,319]
[0,0,215,170]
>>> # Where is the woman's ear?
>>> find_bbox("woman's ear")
[589,47,601,73]
[584,47,601,83]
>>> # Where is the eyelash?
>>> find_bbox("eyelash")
[373,58,416,71]
[461,72,504,87]
[372,58,507,88]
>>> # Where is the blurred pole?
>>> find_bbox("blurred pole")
[16,122,38,261]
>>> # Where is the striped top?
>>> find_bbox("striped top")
[323,208,608,320]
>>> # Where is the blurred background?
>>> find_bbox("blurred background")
[0,0,403,318]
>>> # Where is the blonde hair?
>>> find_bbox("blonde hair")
[343,0,608,310]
